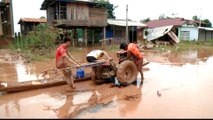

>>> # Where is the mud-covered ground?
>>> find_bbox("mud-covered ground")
[1,47,213,118]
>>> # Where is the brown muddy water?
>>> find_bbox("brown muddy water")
[0,48,213,118]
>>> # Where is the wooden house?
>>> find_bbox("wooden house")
[40,0,107,28]
[18,18,47,35]
[0,0,14,37]
[40,0,108,46]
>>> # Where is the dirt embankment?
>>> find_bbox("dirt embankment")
[0,37,13,48]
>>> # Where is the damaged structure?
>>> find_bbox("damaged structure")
[145,25,179,45]
[144,18,213,44]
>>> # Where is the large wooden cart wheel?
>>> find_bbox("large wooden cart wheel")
[116,60,138,85]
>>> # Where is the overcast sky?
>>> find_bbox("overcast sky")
[9,0,213,33]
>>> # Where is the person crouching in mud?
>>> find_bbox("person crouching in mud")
[56,37,81,89]
[86,49,113,82]
[119,42,144,82]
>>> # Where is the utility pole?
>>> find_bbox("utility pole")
[9,0,14,37]
[199,8,202,27]
[126,4,129,43]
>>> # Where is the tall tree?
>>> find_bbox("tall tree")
[141,18,150,23]
[91,0,118,19]
[158,14,171,20]
[159,14,166,20]
[202,19,212,27]
[192,15,212,27]
[192,15,199,21]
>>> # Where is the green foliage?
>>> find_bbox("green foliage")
[192,15,199,21]
[12,26,57,61]
[154,40,213,52]
[158,14,171,20]
[192,15,212,27]
[141,18,150,23]
[36,23,48,32]
[202,19,212,27]
[87,28,102,44]
[158,14,166,20]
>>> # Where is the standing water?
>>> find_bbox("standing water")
[1,48,213,118]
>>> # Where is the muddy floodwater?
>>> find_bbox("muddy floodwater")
[1,48,213,118]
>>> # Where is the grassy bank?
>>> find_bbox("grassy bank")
[8,27,213,63]
[154,40,213,52]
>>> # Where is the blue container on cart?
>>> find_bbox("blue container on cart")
[76,68,84,79]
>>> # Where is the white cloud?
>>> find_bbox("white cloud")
[109,0,213,23]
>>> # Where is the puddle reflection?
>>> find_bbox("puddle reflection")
[15,63,40,82]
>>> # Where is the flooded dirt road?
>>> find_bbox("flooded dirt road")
[1,47,213,118]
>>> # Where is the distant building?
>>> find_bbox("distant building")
[145,18,213,41]
[106,19,147,43]
[0,0,14,37]
[18,18,47,35]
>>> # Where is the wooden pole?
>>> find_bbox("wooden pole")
[126,4,129,43]
[92,29,95,48]
[84,28,88,47]
[0,12,3,36]
[104,27,106,49]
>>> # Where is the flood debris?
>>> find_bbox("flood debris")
[144,25,180,47]
[157,90,162,97]
[124,94,141,100]
[0,74,91,93]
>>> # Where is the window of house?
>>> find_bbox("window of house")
[180,31,190,40]
[54,2,67,20]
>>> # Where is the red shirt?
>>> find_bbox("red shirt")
[127,43,143,59]
[56,44,67,68]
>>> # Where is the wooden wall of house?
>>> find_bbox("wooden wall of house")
[67,3,89,21]
[113,26,126,41]
[1,6,12,36]
[47,2,107,27]
[67,3,107,27]
[137,28,144,41]
[199,30,213,41]
[20,23,38,35]
[47,7,54,26]
[2,0,11,3]
[89,7,107,27]
[0,13,2,36]
[20,23,27,35]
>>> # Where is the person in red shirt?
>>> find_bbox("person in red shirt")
[56,37,81,89]
[120,42,144,82]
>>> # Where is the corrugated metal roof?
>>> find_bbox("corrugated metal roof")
[145,18,186,28]
[18,18,47,24]
[107,19,147,27]
[146,25,174,41]
[40,0,98,10]
[145,25,180,44]
[198,27,213,31]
